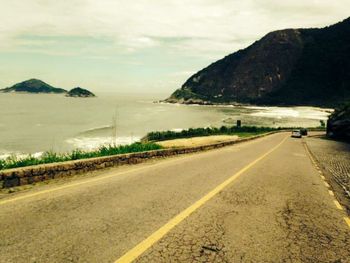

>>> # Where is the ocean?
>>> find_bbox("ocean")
[0,92,331,158]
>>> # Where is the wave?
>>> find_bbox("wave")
[0,151,43,160]
[65,136,141,151]
[249,107,331,120]
[79,125,113,136]
[171,128,183,132]
[0,136,141,159]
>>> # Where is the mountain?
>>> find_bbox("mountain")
[166,17,350,107]
[0,79,67,94]
[66,87,95,98]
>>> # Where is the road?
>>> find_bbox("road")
[0,133,349,263]
[305,135,350,212]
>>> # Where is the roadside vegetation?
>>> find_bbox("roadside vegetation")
[144,125,326,142]
[0,125,327,171]
[145,126,280,142]
[0,142,162,171]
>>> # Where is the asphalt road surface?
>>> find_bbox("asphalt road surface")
[0,133,349,263]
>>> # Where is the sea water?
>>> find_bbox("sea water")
[0,92,331,157]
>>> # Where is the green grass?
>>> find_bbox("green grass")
[0,142,162,171]
[0,125,327,171]
[232,132,269,138]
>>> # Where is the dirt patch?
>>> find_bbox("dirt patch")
[158,135,239,148]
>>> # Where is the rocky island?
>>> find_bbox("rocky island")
[66,87,96,98]
[166,17,350,107]
[0,79,96,98]
[0,79,67,94]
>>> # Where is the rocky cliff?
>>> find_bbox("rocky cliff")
[166,17,350,107]
[327,102,350,141]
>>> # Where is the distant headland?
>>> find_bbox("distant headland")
[165,17,350,107]
[0,79,96,98]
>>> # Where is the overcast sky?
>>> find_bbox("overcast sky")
[0,0,349,93]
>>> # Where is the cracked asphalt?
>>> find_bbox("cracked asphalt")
[0,133,349,263]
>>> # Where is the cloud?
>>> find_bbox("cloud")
[1,0,349,92]
[1,0,349,57]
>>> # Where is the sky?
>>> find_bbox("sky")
[0,0,349,94]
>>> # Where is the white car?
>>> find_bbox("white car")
[291,130,302,138]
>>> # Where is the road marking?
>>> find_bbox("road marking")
[344,217,350,228]
[303,145,334,193]
[114,136,288,263]
[304,141,350,229]
[0,134,282,206]
[0,165,160,206]
[333,200,343,210]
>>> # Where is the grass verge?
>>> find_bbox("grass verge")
[144,125,326,142]
[0,142,162,171]
[0,125,326,171]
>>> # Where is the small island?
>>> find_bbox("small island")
[0,79,67,94]
[0,79,96,98]
[66,87,96,98]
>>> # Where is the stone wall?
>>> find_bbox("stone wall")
[0,132,278,188]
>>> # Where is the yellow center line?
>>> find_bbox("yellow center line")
[114,135,288,263]
[333,200,343,210]
[324,181,330,188]
[328,190,335,196]
[344,217,350,228]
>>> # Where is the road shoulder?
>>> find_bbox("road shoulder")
[305,134,350,214]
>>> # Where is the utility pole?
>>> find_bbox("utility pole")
[112,108,118,146]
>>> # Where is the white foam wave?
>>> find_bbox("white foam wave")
[66,136,141,151]
[171,128,183,132]
[79,125,114,136]
[0,151,43,160]
[84,125,112,132]
[0,153,10,160]
[251,108,300,118]
[249,107,331,120]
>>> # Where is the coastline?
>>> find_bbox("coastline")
[0,131,281,189]
[155,100,334,111]
[0,93,332,159]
